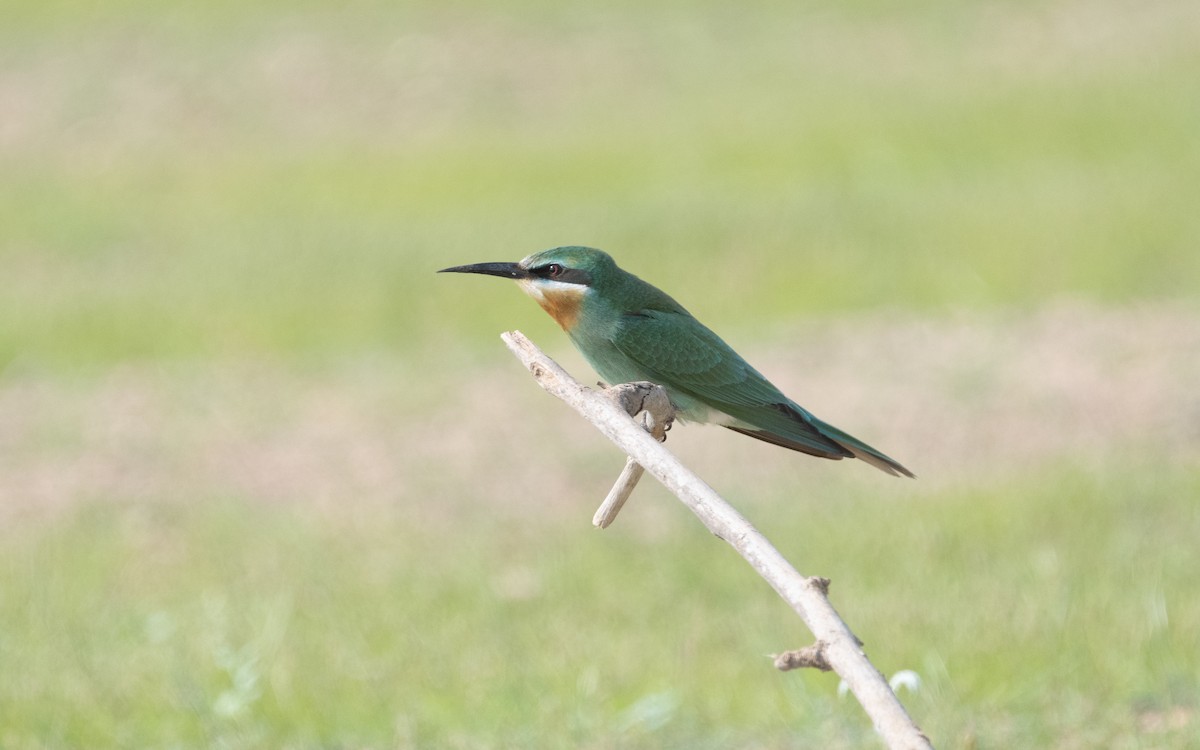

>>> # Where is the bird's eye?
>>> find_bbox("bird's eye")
[545,263,564,278]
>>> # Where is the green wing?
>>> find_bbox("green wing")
[611,309,852,460]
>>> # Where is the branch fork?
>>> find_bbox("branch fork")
[594,381,674,528]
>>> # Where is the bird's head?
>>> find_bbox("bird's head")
[439,246,616,330]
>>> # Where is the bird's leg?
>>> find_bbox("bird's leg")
[593,383,673,529]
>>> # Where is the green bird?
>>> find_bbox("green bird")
[440,246,913,478]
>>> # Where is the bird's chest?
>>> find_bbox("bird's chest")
[567,324,641,384]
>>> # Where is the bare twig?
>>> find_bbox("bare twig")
[594,456,644,528]
[500,331,932,750]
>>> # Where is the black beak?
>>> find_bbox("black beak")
[438,262,530,280]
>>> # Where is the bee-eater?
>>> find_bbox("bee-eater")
[440,246,913,478]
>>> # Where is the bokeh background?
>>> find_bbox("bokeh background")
[3,0,1199,747]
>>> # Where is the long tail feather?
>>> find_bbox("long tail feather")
[811,418,915,478]
[714,400,914,478]
[724,425,851,461]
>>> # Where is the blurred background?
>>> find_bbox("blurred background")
[2,0,1198,746]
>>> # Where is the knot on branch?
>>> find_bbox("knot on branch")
[773,642,833,672]
[807,576,831,595]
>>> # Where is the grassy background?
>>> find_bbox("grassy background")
[4,0,1199,368]
[2,0,1199,747]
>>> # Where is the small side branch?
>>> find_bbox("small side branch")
[595,456,644,528]
[500,331,932,750]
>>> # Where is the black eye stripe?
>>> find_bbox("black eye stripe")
[530,264,592,286]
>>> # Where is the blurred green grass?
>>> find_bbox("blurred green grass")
[2,0,1198,368]
[2,463,1197,747]
[2,0,1199,747]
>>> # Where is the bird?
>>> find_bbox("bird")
[439,246,913,478]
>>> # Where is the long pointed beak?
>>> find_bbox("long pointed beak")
[438,262,530,280]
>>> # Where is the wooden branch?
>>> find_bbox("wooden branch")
[500,331,932,750]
